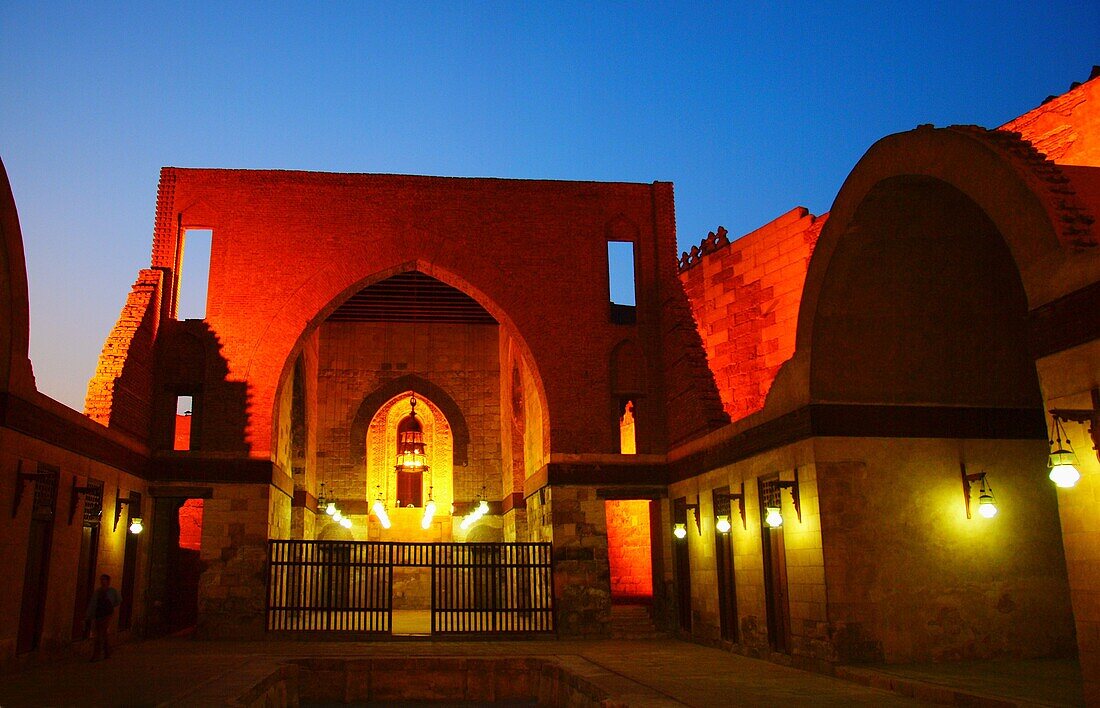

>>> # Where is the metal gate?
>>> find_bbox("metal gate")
[266,540,554,635]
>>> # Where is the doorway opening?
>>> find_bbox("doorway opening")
[605,499,654,605]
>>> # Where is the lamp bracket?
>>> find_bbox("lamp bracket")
[776,469,802,522]
[715,483,747,529]
[11,460,52,518]
[685,501,701,535]
[69,478,102,525]
[1050,388,1100,460]
[113,488,140,531]
[961,463,988,519]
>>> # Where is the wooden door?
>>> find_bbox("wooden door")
[672,498,692,632]
[71,525,101,639]
[17,465,58,653]
[713,487,738,643]
[759,478,791,653]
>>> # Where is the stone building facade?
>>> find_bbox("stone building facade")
[1,68,1098,701]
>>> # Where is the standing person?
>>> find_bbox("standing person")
[85,574,121,661]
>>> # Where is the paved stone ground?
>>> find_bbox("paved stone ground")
[0,636,1079,707]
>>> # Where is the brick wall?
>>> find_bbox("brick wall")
[605,499,653,600]
[85,269,162,438]
[679,209,825,422]
[132,169,727,464]
[1001,70,1100,166]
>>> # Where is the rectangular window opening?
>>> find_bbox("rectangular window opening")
[178,229,212,320]
[608,241,636,324]
[619,398,637,454]
[174,395,193,451]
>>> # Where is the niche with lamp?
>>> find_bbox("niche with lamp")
[1047,388,1099,489]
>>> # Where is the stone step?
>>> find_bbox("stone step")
[610,604,667,639]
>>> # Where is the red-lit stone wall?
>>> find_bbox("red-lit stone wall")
[605,500,653,600]
[84,269,162,438]
[127,170,725,463]
[678,208,825,422]
[178,498,203,551]
[1001,70,1100,166]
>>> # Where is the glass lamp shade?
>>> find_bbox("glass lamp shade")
[673,523,687,539]
[764,506,784,528]
[340,516,352,529]
[1048,447,1081,488]
[129,518,144,535]
[325,502,337,516]
[977,491,998,519]
[715,515,732,534]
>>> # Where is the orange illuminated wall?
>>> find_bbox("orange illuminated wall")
[679,209,825,422]
[178,498,203,551]
[173,414,191,451]
[605,500,653,601]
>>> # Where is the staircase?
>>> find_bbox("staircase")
[610,604,666,640]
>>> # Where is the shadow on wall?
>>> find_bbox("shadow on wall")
[153,320,250,453]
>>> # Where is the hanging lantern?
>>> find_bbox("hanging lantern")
[395,396,428,471]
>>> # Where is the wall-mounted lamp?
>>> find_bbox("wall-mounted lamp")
[673,522,687,539]
[714,483,747,532]
[761,471,801,529]
[69,478,103,525]
[962,464,997,519]
[129,517,144,535]
[113,489,141,531]
[1048,389,1099,488]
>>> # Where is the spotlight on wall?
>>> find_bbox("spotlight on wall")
[673,522,687,539]
[371,498,391,529]
[714,483,747,531]
[961,464,997,519]
[422,498,437,530]
[460,499,489,530]
[129,517,144,535]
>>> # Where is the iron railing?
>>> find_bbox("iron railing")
[266,540,554,635]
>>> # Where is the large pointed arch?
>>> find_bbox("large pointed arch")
[258,260,550,464]
[763,125,1096,414]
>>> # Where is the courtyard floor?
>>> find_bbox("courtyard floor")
[0,635,1082,707]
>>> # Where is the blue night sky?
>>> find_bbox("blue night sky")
[1,2,1098,409]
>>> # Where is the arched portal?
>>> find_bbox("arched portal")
[777,126,1082,665]
[365,392,453,530]
[272,265,547,545]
